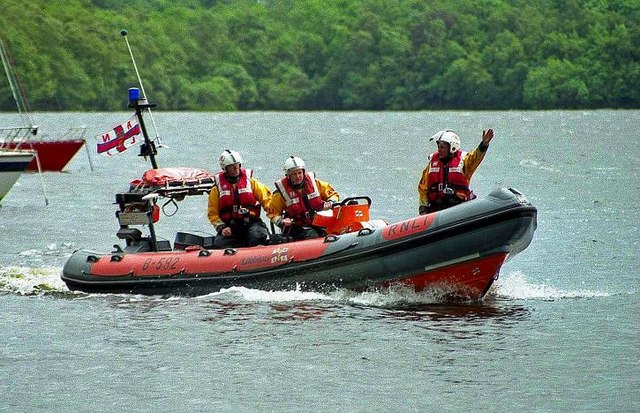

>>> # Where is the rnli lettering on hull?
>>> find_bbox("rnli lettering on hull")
[382,214,436,241]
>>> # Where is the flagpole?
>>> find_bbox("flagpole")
[120,29,164,149]
[129,87,158,169]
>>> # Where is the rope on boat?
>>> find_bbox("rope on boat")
[33,149,49,206]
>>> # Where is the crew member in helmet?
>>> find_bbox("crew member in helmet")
[268,156,340,240]
[208,149,273,248]
[418,128,494,214]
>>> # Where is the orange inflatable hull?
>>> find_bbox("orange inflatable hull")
[62,188,537,301]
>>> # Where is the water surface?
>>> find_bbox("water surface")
[1,110,638,412]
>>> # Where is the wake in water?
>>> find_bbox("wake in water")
[0,267,612,303]
[493,270,611,299]
[204,284,464,307]
[0,266,72,296]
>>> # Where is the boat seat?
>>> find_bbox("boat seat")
[174,231,215,250]
[122,238,172,253]
[117,228,143,242]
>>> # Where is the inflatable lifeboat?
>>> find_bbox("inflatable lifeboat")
[61,167,537,300]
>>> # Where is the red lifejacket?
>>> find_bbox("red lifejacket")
[426,151,473,206]
[274,172,324,225]
[215,168,261,223]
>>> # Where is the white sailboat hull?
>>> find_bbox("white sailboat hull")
[0,151,34,201]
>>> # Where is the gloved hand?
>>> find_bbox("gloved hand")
[275,217,292,228]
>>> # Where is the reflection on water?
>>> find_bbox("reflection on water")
[376,299,530,324]
[269,303,333,322]
[201,300,257,323]
[190,291,532,327]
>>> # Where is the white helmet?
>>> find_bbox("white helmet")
[283,156,305,175]
[219,149,243,170]
[430,130,461,154]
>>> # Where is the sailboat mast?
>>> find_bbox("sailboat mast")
[0,38,35,129]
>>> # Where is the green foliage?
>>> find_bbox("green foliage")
[0,0,638,110]
[524,59,590,108]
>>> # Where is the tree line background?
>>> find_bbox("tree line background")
[1,0,638,111]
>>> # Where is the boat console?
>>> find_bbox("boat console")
[114,167,215,252]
